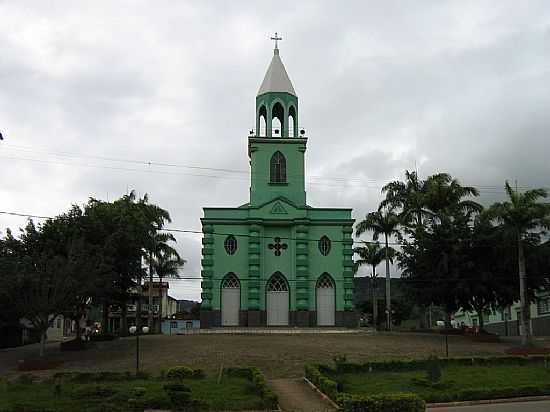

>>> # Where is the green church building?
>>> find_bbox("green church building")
[200,40,356,327]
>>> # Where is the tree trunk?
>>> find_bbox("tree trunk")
[157,277,163,334]
[102,301,109,334]
[39,330,46,357]
[120,301,128,337]
[384,233,391,331]
[518,238,532,345]
[148,252,153,329]
[371,265,377,328]
[476,308,485,331]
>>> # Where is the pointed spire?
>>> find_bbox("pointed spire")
[257,33,296,97]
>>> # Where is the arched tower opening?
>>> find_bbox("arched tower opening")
[271,102,284,137]
[288,105,297,138]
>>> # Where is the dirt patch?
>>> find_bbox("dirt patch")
[0,333,517,379]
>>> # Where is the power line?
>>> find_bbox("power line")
[2,143,545,192]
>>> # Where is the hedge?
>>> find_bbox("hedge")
[340,393,425,412]
[165,366,205,380]
[305,364,338,401]
[325,355,550,374]
[224,367,278,409]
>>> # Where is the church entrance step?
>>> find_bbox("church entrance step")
[269,378,336,412]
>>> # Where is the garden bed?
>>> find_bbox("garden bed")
[0,367,277,412]
[306,356,550,409]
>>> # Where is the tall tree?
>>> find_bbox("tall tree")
[356,207,400,330]
[490,181,550,345]
[381,170,429,227]
[146,241,185,332]
[353,241,394,327]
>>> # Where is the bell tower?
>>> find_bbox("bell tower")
[249,34,307,207]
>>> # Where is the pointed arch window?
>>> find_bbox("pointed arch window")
[317,273,335,289]
[267,272,289,292]
[318,236,331,256]
[221,273,240,289]
[224,235,238,255]
[270,151,287,184]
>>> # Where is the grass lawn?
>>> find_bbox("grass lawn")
[330,363,550,403]
[0,375,266,412]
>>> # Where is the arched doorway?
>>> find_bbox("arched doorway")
[316,273,335,326]
[221,273,240,326]
[266,272,289,326]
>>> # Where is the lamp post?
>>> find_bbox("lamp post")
[129,325,149,374]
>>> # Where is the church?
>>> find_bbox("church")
[200,38,355,327]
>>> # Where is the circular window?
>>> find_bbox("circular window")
[224,235,237,255]
[318,236,331,256]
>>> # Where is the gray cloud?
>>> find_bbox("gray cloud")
[2,1,550,297]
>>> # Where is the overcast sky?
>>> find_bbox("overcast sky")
[1,1,550,301]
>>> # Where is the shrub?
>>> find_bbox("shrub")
[426,356,442,383]
[166,366,195,380]
[305,364,338,401]
[132,386,147,397]
[14,374,35,384]
[340,393,425,412]
[224,367,278,409]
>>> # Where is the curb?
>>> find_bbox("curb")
[428,395,550,408]
[303,377,340,410]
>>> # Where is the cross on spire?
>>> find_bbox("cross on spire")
[270,32,282,50]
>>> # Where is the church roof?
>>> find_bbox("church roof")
[257,48,296,97]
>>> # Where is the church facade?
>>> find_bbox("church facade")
[200,43,356,327]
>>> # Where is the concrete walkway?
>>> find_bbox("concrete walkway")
[269,379,336,412]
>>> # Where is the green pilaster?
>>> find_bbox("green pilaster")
[295,222,310,310]
[247,223,262,310]
[342,225,355,311]
[201,224,214,310]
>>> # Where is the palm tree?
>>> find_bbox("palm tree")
[381,170,429,227]
[490,181,550,345]
[356,207,400,330]
[423,173,482,220]
[152,248,185,332]
[144,231,179,331]
[354,241,394,327]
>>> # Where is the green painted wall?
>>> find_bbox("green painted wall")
[201,79,354,319]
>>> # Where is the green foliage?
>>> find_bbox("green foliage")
[72,385,115,399]
[340,393,425,412]
[305,364,339,401]
[425,356,441,383]
[166,366,195,380]
[223,367,278,409]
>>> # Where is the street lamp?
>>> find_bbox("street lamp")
[129,325,149,374]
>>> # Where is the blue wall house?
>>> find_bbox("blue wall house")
[162,319,200,335]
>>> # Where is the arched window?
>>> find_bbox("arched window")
[318,236,331,256]
[259,105,267,137]
[267,272,289,292]
[221,273,240,288]
[224,235,237,255]
[270,151,287,184]
[317,273,335,289]
[288,105,296,138]
[271,102,284,136]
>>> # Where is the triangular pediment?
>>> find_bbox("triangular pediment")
[270,201,288,214]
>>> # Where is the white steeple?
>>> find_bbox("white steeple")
[257,35,296,97]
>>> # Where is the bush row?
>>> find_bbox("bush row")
[426,384,550,403]
[224,367,278,409]
[339,393,426,412]
[165,366,205,380]
[305,364,338,401]
[328,355,550,373]
[52,371,150,383]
